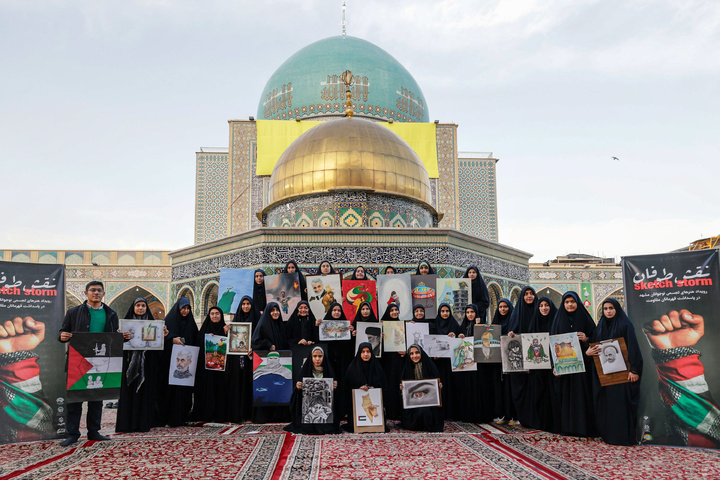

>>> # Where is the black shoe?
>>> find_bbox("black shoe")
[60,436,79,447]
[88,433,111,441]
[105,402,114,408]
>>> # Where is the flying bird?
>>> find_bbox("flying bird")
[612,156,620,161]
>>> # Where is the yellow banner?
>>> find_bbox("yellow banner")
[255,120,439,177]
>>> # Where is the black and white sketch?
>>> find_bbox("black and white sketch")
[168,345,200,386]
[355,322,382,358]
[599,340,627,374]
[301,377,334,424]
[401,378,441,409]
[501,336,527,373]
[120,319,165,350]
[405,322,429,350]
[422,334,452,358]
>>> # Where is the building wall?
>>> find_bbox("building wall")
[457,156,499,242]
[194,152,228,244]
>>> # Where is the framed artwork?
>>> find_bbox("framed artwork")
[168,344,200,387]
[422,335,453,358]
[473,324,501,363]
[306,274,342,320]
[253,350,293,406]
[411,274,439,319]
[217,268,255,321]
[521,332,552,370]
[355,322,382,358]
[352,388,385,432]
[450,336,476,372]
[342,280,377,321]
[265,273,301,321]
[401,378,441,409]
[318,320,352,341]
[204,334,228,371]
[301,377,334,424]
[501,336,527,373]
[120,319,164,350]
[435,278,472,326]
[549,332,586,375]
[590,337,631,386]
[227,322,252,355]
[405,322,430,350]
[383,321,406,353]
[377,273,413,320]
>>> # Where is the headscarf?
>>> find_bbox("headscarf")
[492,298,514,334]
[433,302,458,335]
[592,299,643,375]
[459,303,480,337]
[353,301,379,324]
[463,266,490,321]
[401,344,440,381]
[550,291,596,340]
[123,297,155,392]
[412,304,428,323]
[284,261,307,301]
[234,295,261,328]
[286,300,318,345]
[316,261,337,274]
[345,342,387,389]
[528,297,557,334]
[350,265,368,281]
[507,286,538,335]
[165,297,198,346]
[251,302,288,351]
[198,306,227,338]
[415,260,435,275]
[323,302,348,320]
[381,303,400,321]
[298,345,335,379]
[253,269,267,313]
[383,266,397,275]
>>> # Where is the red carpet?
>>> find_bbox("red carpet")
[0,409,718,480]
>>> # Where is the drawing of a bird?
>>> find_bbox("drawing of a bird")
[612,156,620,161]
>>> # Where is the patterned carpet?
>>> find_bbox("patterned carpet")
[0,409,718,479]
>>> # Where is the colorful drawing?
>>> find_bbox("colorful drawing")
[411,274,439,319]
[67,333,123,402]
[450,337,476,372]
[352,388,385,432]
[264,273,301,321]
[218,268,255,318]
[253,350,293,406]
[549,333,586,375]
[382,321,406,353]
[377,274,412,320]
[521,332,552,370]
[306,274,342,320]
[436,278,472,326]
[227,322,252,355]
[342,280,377,321]
[204,334,228,371]
[473,324,501,363]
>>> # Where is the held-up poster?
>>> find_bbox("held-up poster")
[0,261,66,444]
[623,250,720,448]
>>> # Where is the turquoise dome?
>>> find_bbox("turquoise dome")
[258,36,429,123]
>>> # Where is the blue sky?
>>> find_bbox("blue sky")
[2,0,718,262]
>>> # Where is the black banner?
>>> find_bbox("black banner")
[0,261,66,444]
[622,250,720,448]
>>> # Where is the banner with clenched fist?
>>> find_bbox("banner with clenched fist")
[623,250,720,448]
[0,261,66,444]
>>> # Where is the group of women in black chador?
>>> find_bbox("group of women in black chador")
[115,260,643,445]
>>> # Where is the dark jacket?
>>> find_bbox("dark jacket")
[59,301,119,341]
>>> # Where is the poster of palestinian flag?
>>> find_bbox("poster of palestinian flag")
[66,333,123,403]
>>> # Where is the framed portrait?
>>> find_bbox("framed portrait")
[306,274,342,320]
[168,344,200,387]
[590,337,630,386]
[352,388,385,432]
[227,322,252,355]
[355,322,382,358]
[401,378,441,409]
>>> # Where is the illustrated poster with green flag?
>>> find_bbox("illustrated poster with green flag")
[66,333,123,402]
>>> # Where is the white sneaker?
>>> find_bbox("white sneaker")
[494,416,505,424]
[508,419,520,426]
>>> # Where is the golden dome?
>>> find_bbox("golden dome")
[267,117,432,206]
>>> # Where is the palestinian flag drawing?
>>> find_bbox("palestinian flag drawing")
[66,333,123,402]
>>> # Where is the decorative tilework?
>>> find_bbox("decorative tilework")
[230,122,257,235]
[457,158,498,242]
[195,153,229,245]
[435,125,457,229]
[530,268,622,282]
[250,142,264,230]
